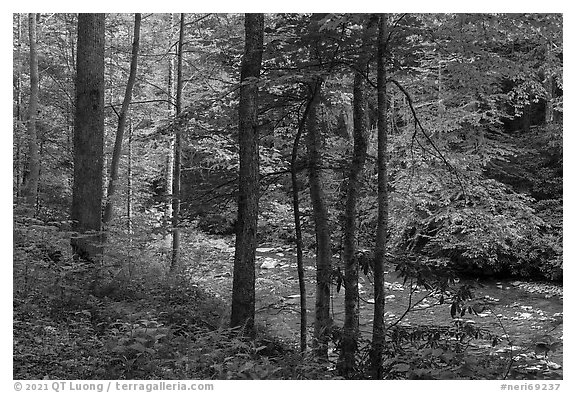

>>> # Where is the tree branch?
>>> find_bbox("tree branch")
[388,78,467,196]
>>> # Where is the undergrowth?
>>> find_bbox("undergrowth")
[13,217,561,380]
[13,219,333,380]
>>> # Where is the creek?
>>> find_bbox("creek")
[186,241,563,378]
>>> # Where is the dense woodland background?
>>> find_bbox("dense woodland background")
[13,13,562,380]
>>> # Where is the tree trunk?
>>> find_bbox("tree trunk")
[544,42,555,125]
[127,120,133,235]
[306,79,332,359]
[166,13,176,221]
[340,16,373,376]
[291,97,315,354]
[127,120,134,277]
[230,13,264,334]
[103,13,141,226]
[170,13,185,273]
[545,79,555,124]
[370,14,389,379]
[15,13,22,198]
[22,13,40,208]
[71,13,105,263]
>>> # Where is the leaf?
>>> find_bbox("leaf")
[450,302,457,318]
[239,361,255,373]
[392,363,411,373]
[129,342,148,353]
[112,345,126,354]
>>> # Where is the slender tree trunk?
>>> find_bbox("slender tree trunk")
[370,14,389,379]
[438,59,444,117]
[22,13,40,208]
[545,79,555,124]
[306,79,332,359]
[170,13,185,273]
[166,13,176,220]
[127,120,133,235]
[230,13,264,334]
[291,97,315,354]
[543,42,555,125]
[103,13,141,226]
[15,139,21,198]
[71,13,105,263]
[15,14,22,198]
[15,13,22,123]
[340,17,373,376]
[36,140,44,215]
[127,120,134,277]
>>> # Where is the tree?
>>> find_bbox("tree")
[340,15,375,377]
[22,13,40,208]
[71,13,105,263]
[230,13,264,333]
[370,14,388,379]
[302,14,335,360]
[103,13,141,226]
[171,13,185,273]
[306,80,332,359]
[165,13,176,221]
[14,13,23,198]
[290,96,314,354]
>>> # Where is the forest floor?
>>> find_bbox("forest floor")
[181,232,563,380]
[13,222,563,380]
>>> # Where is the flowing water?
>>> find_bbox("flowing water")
[187,242,563,378]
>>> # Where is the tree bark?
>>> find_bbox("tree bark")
[545,78,555,125]
[127,120,134,277]
[170,13,185,273]
[291,97,315,354]
[22,13,40,208]
[340,16,374,377]
[230,13,264,334]
[370,14,389,379]
[127,120,133,233]
[71,13,105,263]
[103,13,141,226]
[166,13,176,221]
[15,13,22,198]
[306,79,332,359]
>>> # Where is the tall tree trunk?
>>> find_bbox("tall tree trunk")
[127,120,134,277]
[306,79,332,359]
[126,120,133,235]
[166,13,176,220]
[370,14,389,379]
[170,13,185,273]
[291,97,315,354]
[15,13,22,198]
[37,140,44,214]
[103,13,141,226]
[340,16,374,376]
[230,13,264,334]
[545,79,555,124]
[22,13,40,208]
[545,43,555,125]
[71,13,105,263]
